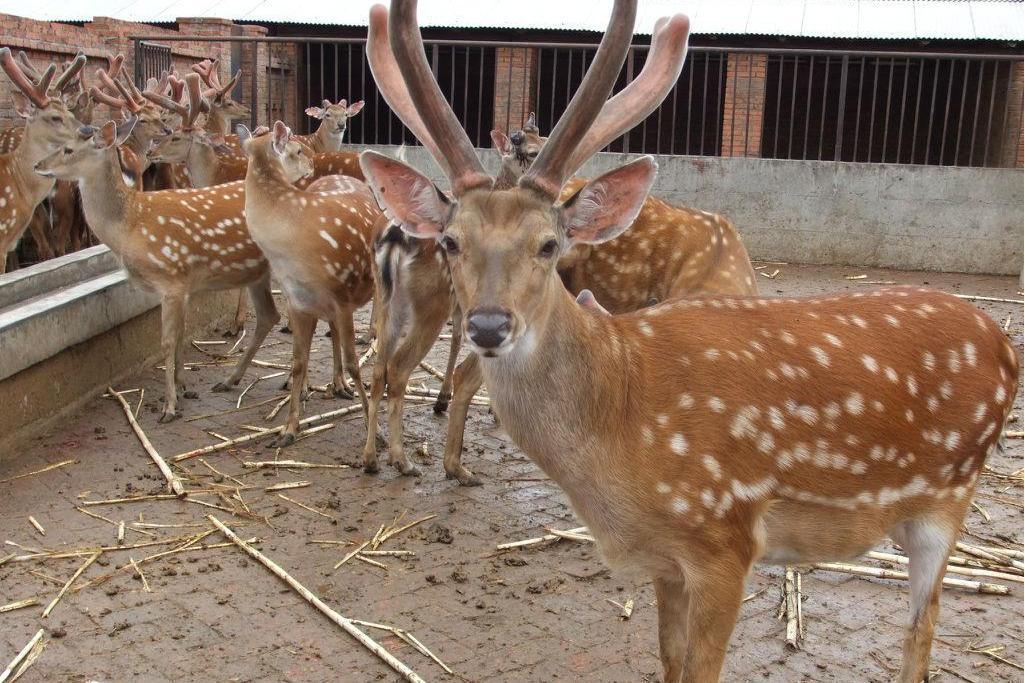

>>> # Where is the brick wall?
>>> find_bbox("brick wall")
[999,60,1024,169]
[720,52,767,158]
[493,47,536,134]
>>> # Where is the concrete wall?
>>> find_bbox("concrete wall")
[355,144,1024,276]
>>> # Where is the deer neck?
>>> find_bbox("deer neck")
[314,123,342,153]
[244,151,292,218]
[493,159,523,190]
[76,149,133,252]
[185,143,220,188]
[479,279,634,488]
[123,134,152,173]
[9,126,57,206]
[207,111,229,136]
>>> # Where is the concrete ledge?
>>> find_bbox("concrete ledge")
[0,249,237,457]
[350,144,1024,275]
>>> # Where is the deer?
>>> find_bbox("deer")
[0,48,86,272]
[295,98,365,153]
[360,3,1021,681]
[33,92,315,423]
[191,59,250,137]
[360,15,757,483]
[239,120,381,449]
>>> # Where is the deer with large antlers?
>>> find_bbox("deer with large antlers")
[239,120,381,448]
[33,103,314,422]
[0,48,86,272]
[360,3,1021,681]
[191,59,249,136]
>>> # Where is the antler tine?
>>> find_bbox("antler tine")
[219,69,241,96]
[182,72,205,129]
[97,70,143,113]
[168,73,186,104]
[105,54,125,80]
[52,53,87,94]
[15,51,41,82]
[140,88,189,120]
[387,0,491,195]
[0,48,52,108]
[520,0,637,199]
[192,58,221,89]
[119,72,147,105]
[366,5,448,172]
[89,84,129,110]
[564,14,690,177]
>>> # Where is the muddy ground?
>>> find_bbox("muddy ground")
[0,262,1022,682]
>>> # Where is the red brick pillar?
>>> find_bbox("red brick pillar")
[493,47,537,135]
[237,24,269,127]
[720,53,767,157]
[177,17,234,82]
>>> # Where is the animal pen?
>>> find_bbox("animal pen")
[0,6,1022,682]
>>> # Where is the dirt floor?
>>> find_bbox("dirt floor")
[0,262,1022,683]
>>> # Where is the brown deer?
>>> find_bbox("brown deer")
[295,98,365,153]
[0,48,86,272]
[361,16,756,483]
[239,121,381,448]
[33,105,313,422]
[191,59,250,136]
[360,3,1021,681]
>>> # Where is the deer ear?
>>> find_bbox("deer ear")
[12,92,33,119]
[271,121,290,155]
[360,150,451,239]
[558,156,656,244]
[490,129,512,155]
[94,120,119,149]
[575,289,611,315]
[346,100,364,116]
[305,106,324,119]
[236,123,253,151]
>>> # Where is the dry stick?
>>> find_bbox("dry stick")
[0,459,77,485]
[0,630,44,683]
[133,389,145,420]
[9,534,196,562]
[243,460,349,470]
[952,294,1024,305]
[378,515,438,546]
[75,530,218,592]
[265,481,311,492]
[418,362,446,382]
[0,599,38,614]
[276,494,335,520]
[354,554,388,570]
[108,387,185,496]
[812,562,1010,595]
[173,405,364,462]
[128,557,151,592]
[265,395,291,421]
[237,372,287,409]
[116,521,125,546]
[206,516,426,683]
[782,567,802,650]
[42,551,101,618]
[545,528,595,543]
[27,517,45,536]
[335,540,371,570]
[349,619,453,675]
[197,458,247,487]
[185,395,286,422]
[866,551,1023,583]
[956,542,1018,566]
[495,526,590,551]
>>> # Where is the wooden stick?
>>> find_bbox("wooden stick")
[117,521,125,546]
[866,551,1023,583]
[0,630,43,683]
[265,481,311,492]
[545,527,595,543]
[353,554,389,570]
[184,395,286,422]
[27,517,45,536]
[243,460,349,470]
[0,598,38,614]
[236,372,287,409]
[42,551,101,617]
[276,493,335,519]
[128,557,151,592]
[76,506,156,537]
[264,395,291,421]
[335,540,370,570]
[495,526,590,551]
[378,514,438,545]
[0,459,77,485]
[207,516,426,682]
[812,562,1010,595]
[782,567,802,650]
[172,405,364,462]
[108,387,185,496]
[952,294,1024,305]
[418,361,446,382]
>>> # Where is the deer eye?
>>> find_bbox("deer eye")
[63,147,73,155]
[538,238,558,258]
[441,235,460,255]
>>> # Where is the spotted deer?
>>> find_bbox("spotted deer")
[362,15,756,483]
[0,48,86,272]
[239,121,381,448]
[360,2,1021,681]
[33,117,314,422]
[191,59,250,136]
[296,98,365,153]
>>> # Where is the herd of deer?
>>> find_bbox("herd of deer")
[0,1,1019,680]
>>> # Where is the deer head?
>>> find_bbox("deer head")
[34,117,138,180]
[237,120,314,182]
[1,48,87,149]
[360,0,689,356]
[144,73,213,164]
[89,61,172,148]
[305,98,365,139]
[192,59,250,120]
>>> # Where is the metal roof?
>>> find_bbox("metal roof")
[2,0,1022,40]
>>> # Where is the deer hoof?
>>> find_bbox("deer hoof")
[279,324,292,334]
[447,468,482,487]
[268,433,295,449]
[433,394,451,414]
[330,383,355,400]
[394,461,422,477]
[363,460,380,475]
[158,408,181,424]
[211,381,235,393]
[183,390,199,400]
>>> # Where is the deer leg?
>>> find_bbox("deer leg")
[27,202,55,261]
[335,310,369,415]
[158,293,187,423]
[434,307,463,414]
[327,320,355,399]
[214,278,280,392]
[360,347,388,475]
[893,518,957,683]
[225,288,248,337]
[269,309,316,448]
[654,574,691,683]
[679,557,748,682]
[442,352,484,486]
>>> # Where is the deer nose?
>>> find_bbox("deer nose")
[509,130,525,146]
[466,308,512,349]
